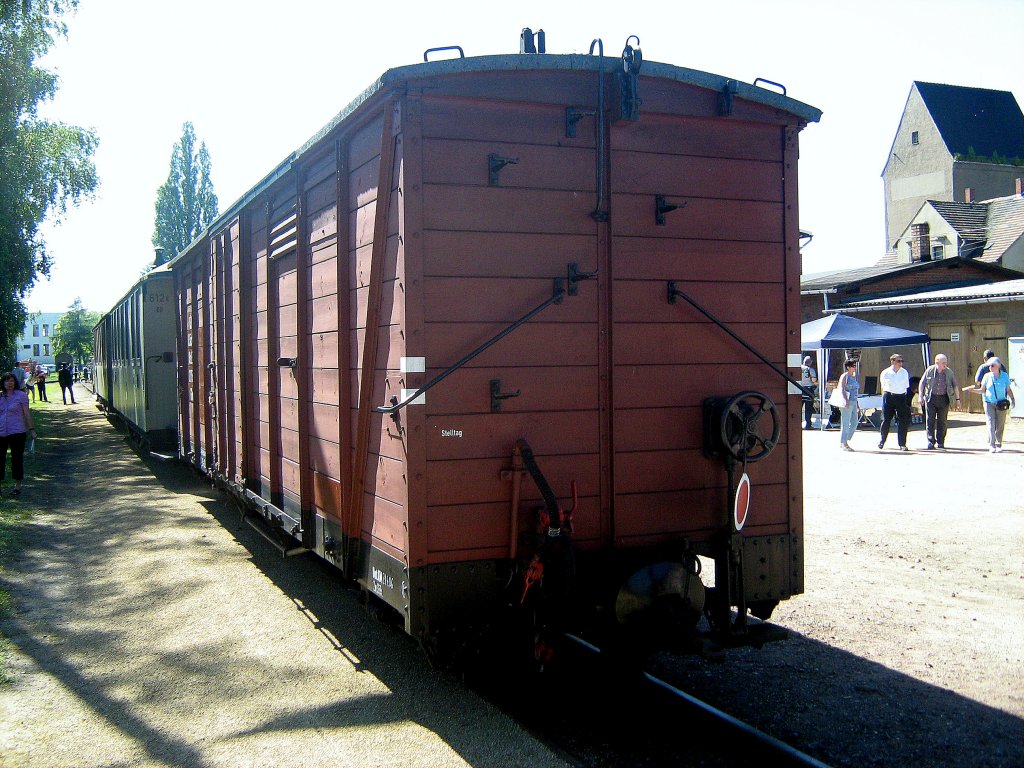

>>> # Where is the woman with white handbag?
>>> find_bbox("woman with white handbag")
[828,359,861,451]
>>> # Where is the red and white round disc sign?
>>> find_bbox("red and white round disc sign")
[734,472,751,531]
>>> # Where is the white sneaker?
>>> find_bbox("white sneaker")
[995,447,1003,453]
[990,447,997,453]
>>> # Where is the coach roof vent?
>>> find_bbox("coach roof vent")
[520,27,545,53]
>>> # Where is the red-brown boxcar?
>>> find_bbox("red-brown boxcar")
[170,38,820,659]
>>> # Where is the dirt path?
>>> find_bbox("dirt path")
[0,390,567,768]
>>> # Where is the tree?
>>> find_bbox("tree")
[0,0,98,361]
[52,296,98,363]
[152,122,218,262]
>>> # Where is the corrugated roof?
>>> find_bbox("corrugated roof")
[799,257,975,292]
[840,278,1024,310]
[801,255,1021,293]
[801,263,905,291]
[915,81,1024,161]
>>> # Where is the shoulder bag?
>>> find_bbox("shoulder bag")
[828,378,848,408]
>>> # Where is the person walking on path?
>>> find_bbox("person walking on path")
[966,358,1016,453]
[57,363,76,405]
[10,362,29,394]
[0,371,36,497]
[833,359,860,451]
[34,365,48,402]
[800,356,818,430]
[18,364,36,402]
[919,354,961,450]
[878,353,912,451]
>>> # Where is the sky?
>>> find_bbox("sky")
[26,0,1024,315]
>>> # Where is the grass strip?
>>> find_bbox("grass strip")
[0,396,59,683]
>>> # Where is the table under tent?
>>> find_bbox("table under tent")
[800,313,931,430]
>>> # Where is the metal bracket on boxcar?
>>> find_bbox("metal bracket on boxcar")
[488,153,519,186]
[422,45,465,62]
[655,195,687,226]
[666,281,813,399]
[490,379,521,412]
[566,262,597,296]
[377,266,590,415]
[565,107,596,138]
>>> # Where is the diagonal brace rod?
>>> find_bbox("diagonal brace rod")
[666,281,813,398]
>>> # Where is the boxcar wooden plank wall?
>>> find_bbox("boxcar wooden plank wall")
[302,147,343,528]
[208,236,222,474]
[782,125,805,594]
[608,96,795,546]
[250,206,271,500]
[347,106,410,567]
[227,222,243,484]
[414,80,604,562]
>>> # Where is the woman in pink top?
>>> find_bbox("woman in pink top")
[0,371,36,497]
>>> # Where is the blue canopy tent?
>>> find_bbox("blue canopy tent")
[800,313,931,429]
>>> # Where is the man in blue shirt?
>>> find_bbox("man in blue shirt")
[974,349,1006,383]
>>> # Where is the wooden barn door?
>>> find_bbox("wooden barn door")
[927,321,969,389]
[967,320,1007,413]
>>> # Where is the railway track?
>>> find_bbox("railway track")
[477,631,835,768]
[563,632,834,768]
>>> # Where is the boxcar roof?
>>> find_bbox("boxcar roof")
[167,53,821,270]
[299,54,822,155]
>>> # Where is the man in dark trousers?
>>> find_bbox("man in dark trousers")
[878,353,911,451]
[57,363,76,405]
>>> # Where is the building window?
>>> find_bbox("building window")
[33,344,40,356]
[43,344,50,356]
[932,245,944,259]
[42,324,49,337]
[911,131,920,145]
[32,324,39,336]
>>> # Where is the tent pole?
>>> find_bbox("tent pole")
[818,348,826,431]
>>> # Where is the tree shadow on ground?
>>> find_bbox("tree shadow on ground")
[0,399,561,768]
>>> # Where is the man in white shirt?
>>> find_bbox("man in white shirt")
[878,353,911,451]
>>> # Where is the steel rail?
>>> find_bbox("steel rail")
[563,633,835,768]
